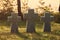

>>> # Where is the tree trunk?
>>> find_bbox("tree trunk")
[17,0,23,20]
[59,5,60,12]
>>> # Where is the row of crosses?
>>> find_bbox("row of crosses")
[8,9,54,33]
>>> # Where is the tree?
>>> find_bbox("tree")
[54,5,60,23]
[0,0,13,20]
[59,5,60,12]
[17,0,23,20]
[35,0,53,14]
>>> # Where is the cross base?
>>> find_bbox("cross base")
[11,24,19,33]
[44,26,51,32]
[27,27,36,33]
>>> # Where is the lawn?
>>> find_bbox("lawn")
[0,20,60,40]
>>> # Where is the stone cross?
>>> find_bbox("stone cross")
[8,13,21,33]
[41,11,54,32]
[24,9,40,33]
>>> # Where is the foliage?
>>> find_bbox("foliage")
[54,12,60,23]
[35,0,53,14]
[0,0,13,20]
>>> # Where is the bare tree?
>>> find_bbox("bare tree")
[0,0,13,20]
[17,0,23,20]
[59,5,60,12]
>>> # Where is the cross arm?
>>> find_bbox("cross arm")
[50,16,54,21]
[40,16,45,22]
[23,14,27,21]
[17,16,21,22]
[34,14,40,21]
[7,16,12,22]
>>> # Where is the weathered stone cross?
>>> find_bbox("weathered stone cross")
[41,11,54,32]
[8,13,21,33]
[24,9,39,33]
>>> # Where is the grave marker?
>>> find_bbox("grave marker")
[24,9,39,33]
[8,13,21,33]
[41,11,54,32]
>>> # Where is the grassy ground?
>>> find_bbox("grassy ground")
[0,20,60,40]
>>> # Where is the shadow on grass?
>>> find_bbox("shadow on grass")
[0,32,29,40]
[16,32,29,39]
[51,30,60,36]
[0,32,11,35]
[16,32,43,40]
[35,32,43,36]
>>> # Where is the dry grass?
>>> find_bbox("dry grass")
[0,21,60,40]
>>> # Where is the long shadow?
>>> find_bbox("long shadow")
[0,32,29,40]
[16,32,43,40]
[27,32,43,40]
[16,32,29,39]
[0,32,11,35]
[35,32,43,37]
[50,31,60,36]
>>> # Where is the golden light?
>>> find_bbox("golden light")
[0,0,59,13]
